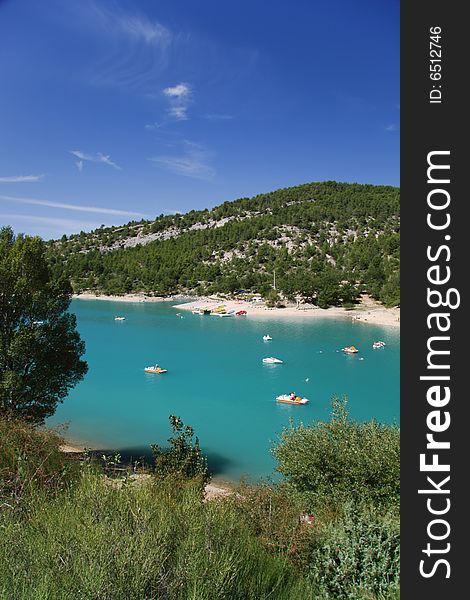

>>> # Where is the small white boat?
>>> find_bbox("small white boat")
[276,394,309,405]
[373,340,386,349]
[263,335,272,341]
[114,316,126,321]
[217,312,234,317]
[262,357,283,364]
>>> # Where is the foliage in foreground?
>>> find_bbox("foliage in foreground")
[0,405,400,599]
[305,503,399,599]
[0,226,87,423]
[0,471,313,600]
[0,414,78,504]
[229,479,399,599]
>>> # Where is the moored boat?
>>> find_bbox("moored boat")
[263,335,272,341]
[212,305,227,314]
[262,357,283,364]
[114,316,125,321]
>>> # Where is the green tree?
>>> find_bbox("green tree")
[264,288,280,307]
[314,270,341,308]
[340,281,359,306]
[0,227,88,423]
[151,415,209,485]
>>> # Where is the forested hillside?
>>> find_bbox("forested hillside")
[47,181,400,307]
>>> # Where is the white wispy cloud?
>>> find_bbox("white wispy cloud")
[80,3,173,91]
[69,150,122,171]
[115,15,170,46]
[91,3,172,47]
[149,140,215,181]
[97,153,121,169]
[385,124,398,132]
[163,82,192,121]
[0,175,45,183]
[0,195,146,218]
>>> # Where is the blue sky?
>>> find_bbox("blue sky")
[0,0,399,239]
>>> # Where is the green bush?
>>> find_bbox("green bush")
[273,397,400,510]
[306,504,400,599]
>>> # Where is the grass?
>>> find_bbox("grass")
[0,413,78,504]
[0,471,313,600]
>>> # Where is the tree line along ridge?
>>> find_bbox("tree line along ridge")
[46,181,400,307]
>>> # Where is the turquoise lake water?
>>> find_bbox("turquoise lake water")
[48,300,400,481]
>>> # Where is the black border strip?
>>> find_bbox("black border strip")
[401,2,466,596]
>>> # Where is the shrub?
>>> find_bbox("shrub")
[273,397,400,510]
[151,415,209,486]
[306,504,400,599]
[0,414,78,504]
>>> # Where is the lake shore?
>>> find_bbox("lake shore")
[73,292,399,328]
[173,295,400,329]
[57,439,234,498]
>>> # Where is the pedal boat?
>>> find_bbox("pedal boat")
[276,394,309,405]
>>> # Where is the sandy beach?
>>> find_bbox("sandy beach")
[59,442,86,453]
[172,295,400,328]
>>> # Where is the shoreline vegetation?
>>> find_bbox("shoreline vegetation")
[57,440,235,499]
[73,291,400,328]
[1,400,399,599]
